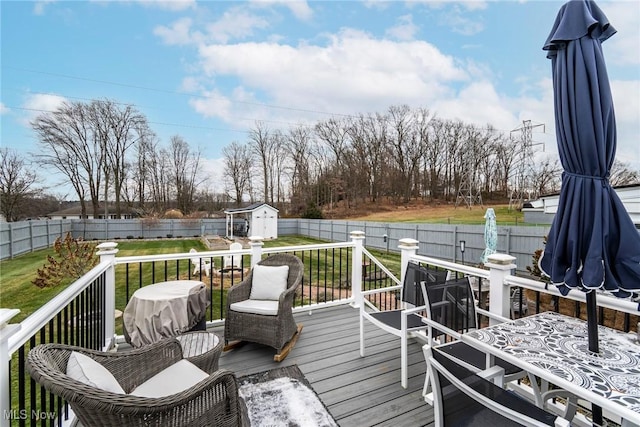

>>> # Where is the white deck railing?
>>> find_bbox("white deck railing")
[1,232,638,427]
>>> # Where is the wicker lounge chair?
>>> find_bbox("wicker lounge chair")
[26,339,247,427]
[224,253,304,361]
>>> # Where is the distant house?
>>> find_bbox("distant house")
[523,183,640,226]
[47,203,137,220]
[224,203,279,239]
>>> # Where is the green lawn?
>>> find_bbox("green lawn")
[0,236,401,323]
[0,239,210,322]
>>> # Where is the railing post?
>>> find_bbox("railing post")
[249,236,264,267]
[399,238,419,283]
[485,253,517,324]
[0,309,21,427]
[96,242,118,350]
[350,231,365,308]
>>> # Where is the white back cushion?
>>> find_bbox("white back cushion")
[66,351,125,394]
[250,264,289,300]
[130,359,209,398]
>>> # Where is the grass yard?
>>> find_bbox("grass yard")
[0,238,211,323]
[0,236,401,323]
[351,203,525,225]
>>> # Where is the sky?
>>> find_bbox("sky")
[1,0,639,198]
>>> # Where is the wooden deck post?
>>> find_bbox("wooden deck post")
[485,253,517,324]
[96,242,118,351]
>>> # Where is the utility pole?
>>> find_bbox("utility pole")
[509,120,545,210]
[455,127,484,209]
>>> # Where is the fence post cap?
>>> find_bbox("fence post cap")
[96,242,119,255]
[486,253,516,266]
[0,308,20,330]
[350,230,365,238]
[398,238,419,248]
[249,236,264,245]
[96,242,118,250]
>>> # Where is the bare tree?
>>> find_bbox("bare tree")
[270,130,289,206]
[169,135,202,214]
[93,100,150,218]
[287,125,314,212]
[32,99,151,218]
[0,148,38,221]
[315,118,351,207]
[493,134,518,197]
[609,160,640,186]
[32,101,103,217]
[125,129,158,209]
[222,141,253,206]
[248,121,275,203]
[529,156,562,198]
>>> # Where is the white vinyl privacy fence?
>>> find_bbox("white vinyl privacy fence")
[0,218,550,273]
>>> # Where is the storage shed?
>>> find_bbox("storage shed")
[224,203,279,239]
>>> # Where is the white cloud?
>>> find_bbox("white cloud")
[434,80,517,130]
[600,1,640,66]
[154,8,272,45]
[386,14,418,41]
[249,0,313,21]
[154,17,198,46]
[194,28,466,127]
[135,0,196,12]
[205,9,271,44]
[20,93,67,126]
[440,6,484,36]
[419,0,488,12]
[33,0,55,15]
[199,157,226,192]
[610,79,640,169]
[0,103,8,115]
[189,89,234,122]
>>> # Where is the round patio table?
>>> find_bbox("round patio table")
[123,280,210,347]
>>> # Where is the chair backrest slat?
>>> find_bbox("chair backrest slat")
[423,276,477,338]
[402,263,447,307]
[428,346,559,427]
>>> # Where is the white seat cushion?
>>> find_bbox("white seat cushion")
[250,264,289,300]
[66,351,125,394]
[230,299,279,316]
[130,359,209,398]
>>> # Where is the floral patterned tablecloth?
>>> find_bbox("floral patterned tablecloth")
[466,311,640,421]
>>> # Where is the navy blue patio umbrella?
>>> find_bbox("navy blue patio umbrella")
[540,0,640,355]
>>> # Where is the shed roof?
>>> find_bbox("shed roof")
[224,203,278,214]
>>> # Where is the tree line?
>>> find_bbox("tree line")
[1,99,638,221]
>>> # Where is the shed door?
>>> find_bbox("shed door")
[254,209,275,238]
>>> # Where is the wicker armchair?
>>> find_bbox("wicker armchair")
[224,254,304,361]
[26,339,247,427]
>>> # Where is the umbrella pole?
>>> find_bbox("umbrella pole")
[586,291,603,426]
[586,291,599,353]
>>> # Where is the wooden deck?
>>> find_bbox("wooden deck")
[209,303,434,427]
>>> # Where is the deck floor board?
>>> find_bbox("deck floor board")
[209,304,434,426]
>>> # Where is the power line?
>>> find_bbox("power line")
[5,66,355,119]
[6,106,249,134]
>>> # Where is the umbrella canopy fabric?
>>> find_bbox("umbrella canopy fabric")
[481,208,497,264]
[540,0,640,300]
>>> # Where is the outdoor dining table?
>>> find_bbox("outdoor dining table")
[462,311,640,427]
[123,280,210,347]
